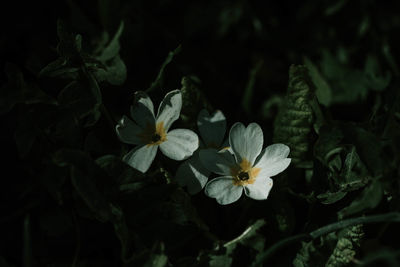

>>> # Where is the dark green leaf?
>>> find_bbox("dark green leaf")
[54,149,112,222]
[338,180,383,219]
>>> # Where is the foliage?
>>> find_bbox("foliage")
[2,1,400,266]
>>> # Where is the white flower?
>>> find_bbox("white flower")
[175,109,228,194]
[200,122,291,205]
[116,90,199,173]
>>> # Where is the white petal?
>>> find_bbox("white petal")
[205,177,243,205]
[122,145,158,173]
[244,176,273,200]
[159,129,199,160]
[255,144,290,164]
[229,122,263,165]
[156,90,182,131]
[258,158,291,178]
[199,148,235,176]
[175,153,210,195]
[255,145,291,177]
[130,91,155,128]
[115,115,144,145]
[197,109,226,147]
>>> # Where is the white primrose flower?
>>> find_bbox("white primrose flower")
[116,89,199,173]
[175,109,228,194]
[200,122,291,205]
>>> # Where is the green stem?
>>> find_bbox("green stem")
[309,212,400,239]
[252,212,400,266]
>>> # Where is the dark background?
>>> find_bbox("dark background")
[1,0,400,266]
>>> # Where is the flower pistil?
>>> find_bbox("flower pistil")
[231,159,260,186]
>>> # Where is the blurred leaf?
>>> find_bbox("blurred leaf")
[0,63,55,114]
[93,55,127,85]
[180,76,211,126]
[56,19,82,59]
[304,57,332,106]
[317,191,347,205]
[319,50,391,104]
[38,164,68,204]
[93,21,127,85]
[54,149,112,222]
[124,241,168,267]
[324,0,348,16]
[96,154,146,187]
[242,60,263,114]
[364,55,391,91]
[340,123,384,177]
[98,21,124,62]
[209,254,233,267]
[359,248,400,267]
[39,57,79,79]
[224,219,266,252]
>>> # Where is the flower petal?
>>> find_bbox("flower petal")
[130,91,155,128]
[197,109,226,148]
[255,144,291,177]
[122,145,158,173]
[159,129,199,160]
[115,115,144,145]
[205,177,243,205]
[175,153,210,195]
[199,148,235,176]
[156,90,182,131]
[256,144,290,163]
[229,122,263,165]
[244,176,273,200]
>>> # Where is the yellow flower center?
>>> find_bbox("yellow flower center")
[230,159,261,186]
[138,121,167,146]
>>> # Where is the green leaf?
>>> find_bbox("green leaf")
[340,123,384,177]
[93,55,127,85]
[317,191,347,205]
[338,180,383,219]
[318,50,390,104]
[89,21,127,85]
[95,154,145,186]
[273,65,315,166]
[39,57,79,79]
